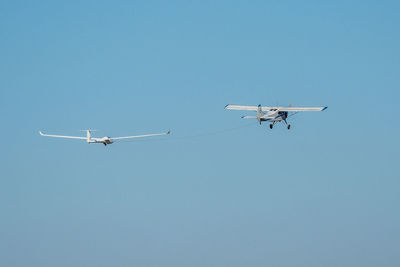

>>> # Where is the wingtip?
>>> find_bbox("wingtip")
[322,106,328,111]
[224,104,229,109]
[167,130,171,134]
[39,131,44,136]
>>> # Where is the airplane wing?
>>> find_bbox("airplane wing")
[225,105,263,111]
[225,104,327,112]
[110,130,171,141]
[277,107,327,112]
[39,131,87,139]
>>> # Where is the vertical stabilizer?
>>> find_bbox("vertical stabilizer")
[86,130,91,141]
[80,129,96,142]
[256,104,264,125]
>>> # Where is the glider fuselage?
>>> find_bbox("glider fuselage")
[87,137,114,145]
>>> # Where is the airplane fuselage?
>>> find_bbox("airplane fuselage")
[261,111,288,122]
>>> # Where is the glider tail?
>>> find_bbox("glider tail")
[80,129,96,142]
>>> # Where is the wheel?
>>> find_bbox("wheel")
[287,124,291,130]
[270,124,273,129]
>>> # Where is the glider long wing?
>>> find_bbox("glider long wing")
[110,130,171,141]
[225,105,327,112]
[39,131,87,139]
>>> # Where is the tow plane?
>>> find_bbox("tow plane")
[39,129,171,146]
[225,104,327,129]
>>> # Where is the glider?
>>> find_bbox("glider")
[39,129,171,146]
[225,104,327,129]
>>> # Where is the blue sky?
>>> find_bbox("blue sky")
[1,1,399,266]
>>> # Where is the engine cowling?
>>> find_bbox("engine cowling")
[278,111,288,120]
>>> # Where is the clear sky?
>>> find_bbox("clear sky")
[1,1,399,266]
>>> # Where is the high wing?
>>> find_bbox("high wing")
[110,130,171,141]
[225,105,260,111]
[275,107,327,112]
[39,131,87,139]
[225,104,327,112]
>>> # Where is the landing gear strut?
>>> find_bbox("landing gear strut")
[283,119,291,130]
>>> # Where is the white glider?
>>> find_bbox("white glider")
[225,104,327,129]
[39,129,171,146]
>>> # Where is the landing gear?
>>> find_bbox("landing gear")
[269,124,273,129]
[283,119,291,130]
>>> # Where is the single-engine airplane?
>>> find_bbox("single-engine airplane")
[39,129,171,146]
[225,104,327,129]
